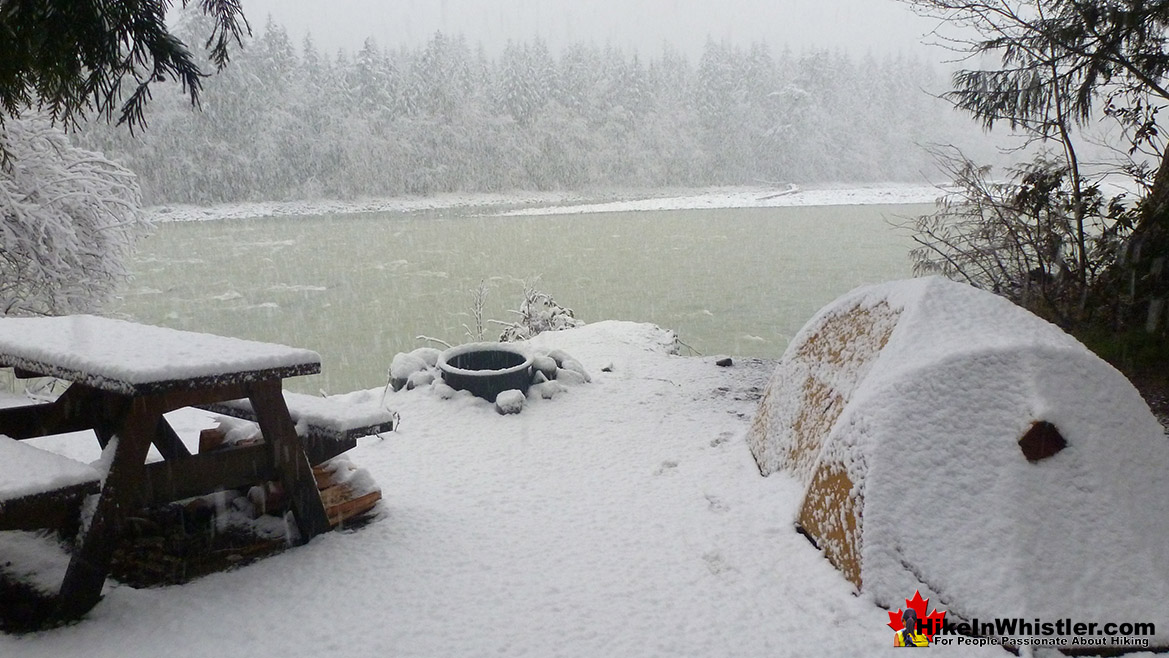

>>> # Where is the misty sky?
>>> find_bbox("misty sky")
[242,0,945,58]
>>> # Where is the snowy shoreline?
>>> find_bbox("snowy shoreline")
[146,183,944,223]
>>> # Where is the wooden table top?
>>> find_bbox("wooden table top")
[0,315,320,395]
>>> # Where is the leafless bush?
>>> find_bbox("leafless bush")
[492,277,583,342]
[463,279,490,342]
[909,148,1132,327]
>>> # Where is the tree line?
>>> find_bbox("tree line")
[904,0,1169,375]
[74,15,987,206]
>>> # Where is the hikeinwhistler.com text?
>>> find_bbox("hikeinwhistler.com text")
[920,618,1156,649]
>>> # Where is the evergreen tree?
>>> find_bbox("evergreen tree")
[72,27,986,204]
[0,0,248,133]
[906,0,1169,336]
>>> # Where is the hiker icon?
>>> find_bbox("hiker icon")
[895,608,929,647]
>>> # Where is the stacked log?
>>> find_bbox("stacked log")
[311,457,381,527]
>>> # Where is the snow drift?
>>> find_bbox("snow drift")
[747,276,1169,639]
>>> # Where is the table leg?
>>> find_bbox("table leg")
[55,396,156,620]
[246,380,330,543]
[153,416,192,460]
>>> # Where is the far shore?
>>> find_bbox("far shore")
[146,183,945,224]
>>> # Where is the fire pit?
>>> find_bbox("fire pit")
[438,343,533,402]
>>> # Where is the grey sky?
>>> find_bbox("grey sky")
[241,0,945,58]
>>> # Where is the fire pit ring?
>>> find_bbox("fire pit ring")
[438,343,533,402]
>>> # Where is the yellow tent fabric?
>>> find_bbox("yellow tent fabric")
[747,278,1169,642]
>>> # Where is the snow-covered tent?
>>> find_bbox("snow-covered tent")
[747,277,1169,636]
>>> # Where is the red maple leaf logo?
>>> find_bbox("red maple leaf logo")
[887,590,946,641]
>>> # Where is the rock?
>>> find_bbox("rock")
[409,347,442,368]
[390,352,428,381]
[715,357,733,367]
[528,381,564,400]
[495,389,525,415]
[406,369,435,390]
[247,485,269,516]
[532,370,549,384]
[546,349,573,367]
[433,382,458,399]
[232,496,257,519]
[560,358,592,382]
[230,494,252,514]
[554,367,587,386]
[248,481,286,516]
[532,355,558,380]
[390,377,409,392]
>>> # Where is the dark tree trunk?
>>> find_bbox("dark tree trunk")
[1123,151,1169,335]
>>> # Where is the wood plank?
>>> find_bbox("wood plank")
[198,426,229,453]
[246,380,330,543]
[127,363,321,397]
[152,417,192,461]
[312,463,343,490]
[0,384,123,441]
[198,399,396,442]
[142,444,275,504]
[150,383,253,414]
[324,490,381,527]
[302,435,357,466]
[0,402,63,440]
[2,353,318,398]
[0,481,99,532]
[57,394,160,620]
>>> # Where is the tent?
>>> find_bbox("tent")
[747,277,1169,636]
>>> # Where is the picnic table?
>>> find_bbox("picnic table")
[0,315,337,619]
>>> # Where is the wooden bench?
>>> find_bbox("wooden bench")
[196,393,395,528]
[0,435,100,534]
[198,391,398,465]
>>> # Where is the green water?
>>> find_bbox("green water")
[108,204,926,393]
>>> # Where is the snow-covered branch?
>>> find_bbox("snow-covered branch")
[1,116,152,317]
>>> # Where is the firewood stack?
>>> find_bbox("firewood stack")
[311,456,382,527]
[199,419,383,527]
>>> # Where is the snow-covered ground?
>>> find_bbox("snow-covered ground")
[1,321,1017,657]
[147,183,942,223]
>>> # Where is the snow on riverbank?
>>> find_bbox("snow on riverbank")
[2,321,1010,657]
[146,183,942,223]
[498,184,941,216]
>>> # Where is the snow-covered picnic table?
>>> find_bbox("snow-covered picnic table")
[0,315,331,621]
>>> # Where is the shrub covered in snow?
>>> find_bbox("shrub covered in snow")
[494,280,583,342]
[1,117,150,316]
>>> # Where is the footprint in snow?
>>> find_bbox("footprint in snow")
[709,431,733,448]
[654,460,679,475]
[702,551,734,575]
[705,493,729,513]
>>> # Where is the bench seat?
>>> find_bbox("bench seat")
[0,435,101,532]
[198,391,397,464]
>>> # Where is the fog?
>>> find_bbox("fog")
[241,0,943,58]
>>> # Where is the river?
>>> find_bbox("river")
[109,202,928,393]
